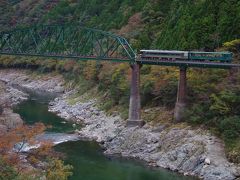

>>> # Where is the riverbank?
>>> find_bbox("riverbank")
[0,70,77,179]
[49,90,240,180]
[0,80,26,134]
[0,69,64,133]
[0,69,239,180]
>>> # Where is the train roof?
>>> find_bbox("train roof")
[140,50,232,55]
[140,50,187,54]
[190,51,232,54]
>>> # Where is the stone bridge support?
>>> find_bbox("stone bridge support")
[127,63,145,127]
[174,66,187,122]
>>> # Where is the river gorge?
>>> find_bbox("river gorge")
[14,97,193,180]
[0,69,239,180]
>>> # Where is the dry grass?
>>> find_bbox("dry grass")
[142,106,173,124]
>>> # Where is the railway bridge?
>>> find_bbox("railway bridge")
[0,25,240,126]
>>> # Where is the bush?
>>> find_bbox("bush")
[101,100,114,112]
[220,116,240,140]
[185,88,240,163]
[0,157,18,180]
[226,139,240,164]
[46,159,73,180]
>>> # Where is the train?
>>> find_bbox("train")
[139,50,233,63]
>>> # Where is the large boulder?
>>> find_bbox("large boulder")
[0,108,23,129]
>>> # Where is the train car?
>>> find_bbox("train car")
[189,51,233,63]
[139,50,233,63]
[140,50,188,61]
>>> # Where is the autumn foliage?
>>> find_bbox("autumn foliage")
[0,123,72,179]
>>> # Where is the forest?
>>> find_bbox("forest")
[0,0,240,165]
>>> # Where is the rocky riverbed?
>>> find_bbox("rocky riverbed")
[49,91,240,180]
[0,69,63,133]
[0,69,240,180]
[0,80,25,133]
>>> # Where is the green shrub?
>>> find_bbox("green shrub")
[226,139,240,164]
[220,116,240,140]
[0,157,19,180]
[101,100,114,112]
[185,87,240,163]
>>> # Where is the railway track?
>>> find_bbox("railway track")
[137,59,240,69]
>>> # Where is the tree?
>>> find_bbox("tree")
[0,123,73,179]
[46,159,73,180]
[223,39,240,54]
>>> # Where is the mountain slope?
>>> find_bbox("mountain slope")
[0,0,240,163]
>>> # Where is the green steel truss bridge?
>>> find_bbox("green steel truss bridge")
[1,24,240,69]
[0,25,136,63]
[0,24,240,126]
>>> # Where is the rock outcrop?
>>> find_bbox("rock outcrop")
[0,81,24,131]
[0,108,23,129]
[0,69,239,180]
[0,69,64,96]
[49,90,240,180]
[0,69,64,132]
[49,91,124,143]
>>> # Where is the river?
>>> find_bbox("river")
[14,97,196,180]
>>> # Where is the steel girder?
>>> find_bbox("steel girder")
[0,25,136,63]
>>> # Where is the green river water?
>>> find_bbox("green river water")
[14,98,196,180]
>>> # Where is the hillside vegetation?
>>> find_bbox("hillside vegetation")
[0,0,240,163]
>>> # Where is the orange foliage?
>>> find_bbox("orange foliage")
[63,60,76,72]
[83,61,97,80]
[119,13,142,35]
[0,123,46,167]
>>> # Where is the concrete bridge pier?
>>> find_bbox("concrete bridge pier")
[127,63,145,127]
[174,66,187,122]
